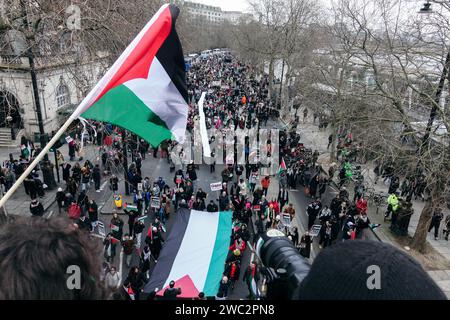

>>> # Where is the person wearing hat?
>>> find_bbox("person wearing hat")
[163,280,181,300]
[55,187,65,214]
[297,240,447,300]
[29,198,44,217]
[146,226,163,262]
[179,198,189,209]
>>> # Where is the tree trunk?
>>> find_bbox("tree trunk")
[410,198,434,253]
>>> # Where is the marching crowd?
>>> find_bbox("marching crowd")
[7,49,449,301]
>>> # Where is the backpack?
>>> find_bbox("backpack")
[68,203,81,220]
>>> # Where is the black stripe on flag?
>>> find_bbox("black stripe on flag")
[144,207,191,293]
[155,4,188,103]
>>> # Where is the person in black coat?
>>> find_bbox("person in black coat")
[163,281,181,300]
[87,199,98,228]
[30,199,44,216]
[76,215,92,232]
[55,187,65,214]
[61,163,71,183]
[125,208,140,237]
[277,187,289,211]
[93,164,101,192]
[217,276,230,298]
[306,199,322,230]
[125,267,148,301]
[299,231,312,258]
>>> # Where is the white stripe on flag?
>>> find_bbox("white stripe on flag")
[197,92,211,157]
[70,4,170,118]
[124,57,188,143]
[162,210,219,292]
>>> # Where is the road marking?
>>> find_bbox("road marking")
[45,210,53,219]
[99,180,108,191]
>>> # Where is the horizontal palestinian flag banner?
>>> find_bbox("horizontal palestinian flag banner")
[145,208,232,298]
[70,4,188,147]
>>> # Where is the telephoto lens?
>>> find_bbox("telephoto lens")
[256,230,311,299]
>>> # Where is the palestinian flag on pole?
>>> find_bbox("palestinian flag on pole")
[245,264,260,299]
[69,4,188,147]
[144,208,232,297]
[278,157,287,176]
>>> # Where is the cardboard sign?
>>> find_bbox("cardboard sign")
[137,183,143,191]
[98,221,106,237]
[210,182,223,192]
[253,205,261,211]
[137,215,147,222]
[65,136,74,144]
[309,224,322,237]
[151,197,160,208]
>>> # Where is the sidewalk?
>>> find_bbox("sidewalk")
[1,142,103,217]
[281,107,450,298]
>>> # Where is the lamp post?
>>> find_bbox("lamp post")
[21,0,56,189]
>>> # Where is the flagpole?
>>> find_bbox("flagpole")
[0,117,76,212]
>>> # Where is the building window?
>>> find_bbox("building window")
[56,84,70,108]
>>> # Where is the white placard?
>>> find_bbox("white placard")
[210,182,223,192]
[98,221,106,237]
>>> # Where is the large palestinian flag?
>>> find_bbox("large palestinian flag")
[70,4,188,147]
[145,208,233,298]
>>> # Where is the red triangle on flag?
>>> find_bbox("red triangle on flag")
[156,275,200,299]
[280,157,286,170]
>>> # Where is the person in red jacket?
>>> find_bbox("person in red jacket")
[261,176,271,196]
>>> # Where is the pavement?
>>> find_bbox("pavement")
[279,106,450,298]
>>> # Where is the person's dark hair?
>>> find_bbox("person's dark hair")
[0,216,106,300]
[169,280,175,288]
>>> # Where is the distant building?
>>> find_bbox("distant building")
[172,0,251,25]
[0,1,109,147]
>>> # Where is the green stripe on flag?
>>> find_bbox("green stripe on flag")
[82,84,173,147]
[203,211,233,296]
